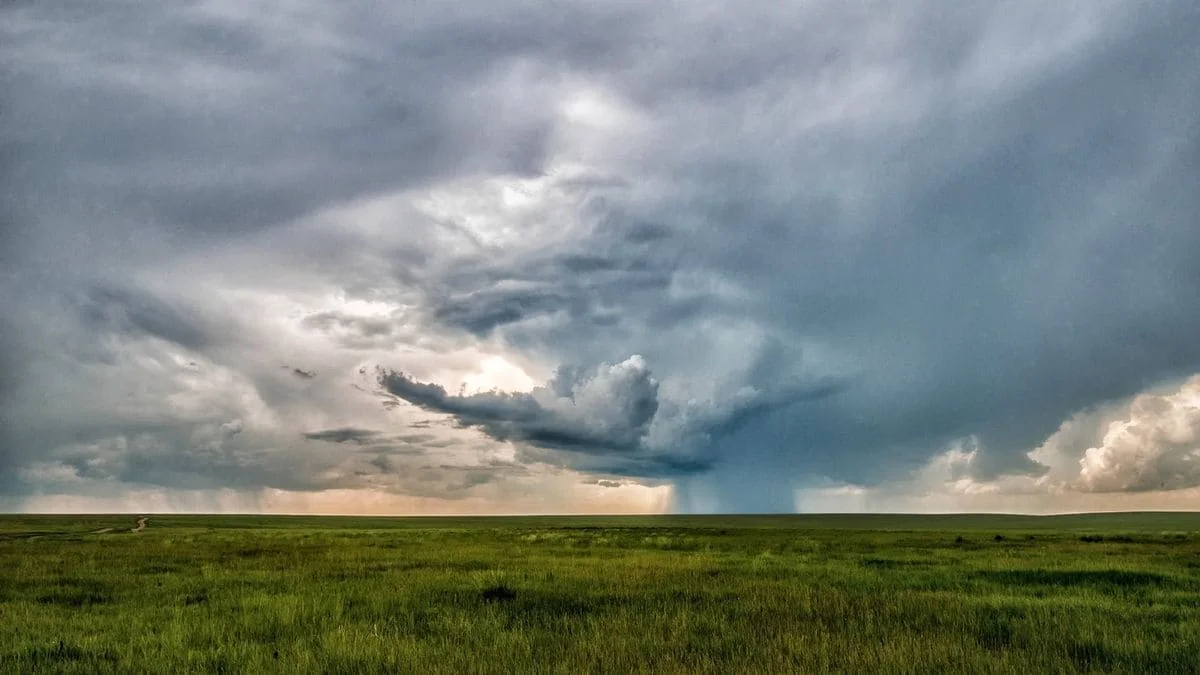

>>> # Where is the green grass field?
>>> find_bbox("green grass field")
[3,513,1199,673]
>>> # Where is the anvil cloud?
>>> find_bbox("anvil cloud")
[2,0,1198,513]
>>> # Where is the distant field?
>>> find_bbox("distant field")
[3,513,1199,673]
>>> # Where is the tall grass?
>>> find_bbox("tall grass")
[2,514,1198,673]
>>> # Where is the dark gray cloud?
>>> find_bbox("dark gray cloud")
[303,428,380,444]
[302,311,399,349]
[423,230,674,338]
[0,0,651,250]
[367,1,1200,510]
[303,427,444,457]
[2,0,1198,512]
[75,284,213,353]
[379,356,851,479]
[378,357,672,472]
[0,317,21,490]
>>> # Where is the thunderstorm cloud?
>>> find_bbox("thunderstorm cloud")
[1,0,1198,513]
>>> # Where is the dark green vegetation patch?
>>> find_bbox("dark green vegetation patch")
[2,513,1199,673]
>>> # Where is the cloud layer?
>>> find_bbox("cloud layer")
[2,0,1198,513]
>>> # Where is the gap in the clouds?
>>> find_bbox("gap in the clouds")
[458,355,537,394]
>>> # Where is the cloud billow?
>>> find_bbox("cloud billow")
[1073,376,1200,493]
[377,353,855,482]
[378,356,677,472]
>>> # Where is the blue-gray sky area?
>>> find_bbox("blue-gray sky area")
[2,1,1199,514]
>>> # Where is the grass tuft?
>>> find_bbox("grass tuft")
[480,584,517,603]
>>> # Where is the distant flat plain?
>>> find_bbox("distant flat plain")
[3,512,1199,673]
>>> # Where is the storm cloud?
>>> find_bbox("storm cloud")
[378,356,677,474]
[2,0,1198,513]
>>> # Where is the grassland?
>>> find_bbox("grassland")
[2,513,1200,673]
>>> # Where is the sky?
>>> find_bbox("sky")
[2,0,1199,514]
